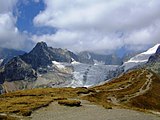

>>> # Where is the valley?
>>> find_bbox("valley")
[1,1,160,120]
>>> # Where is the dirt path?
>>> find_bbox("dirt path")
[107,70,153,105]
[30,100,160,120]
[124,72,153,101]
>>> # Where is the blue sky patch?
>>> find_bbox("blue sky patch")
[14,0,56,35]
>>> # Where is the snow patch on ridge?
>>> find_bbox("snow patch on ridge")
[143,44,160,55]
[0,59,3,65]
[123,44,160,71]
[52,61,65,69]
[71,58,80,64]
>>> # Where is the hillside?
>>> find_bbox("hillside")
[0,42,160,119]
[84,69,160,112]
[0,68,160,119]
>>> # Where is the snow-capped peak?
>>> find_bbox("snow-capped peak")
[127,44,160,63]
[123,44,160,71]
[142,44,160,55]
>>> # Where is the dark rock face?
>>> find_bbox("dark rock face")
[0,42,80,83]
[20,42,53,69]
[0,41,110,85]
[156,46,160,54]
[148,46,160,63]
[0,57,37,83]
[21,42,79,69]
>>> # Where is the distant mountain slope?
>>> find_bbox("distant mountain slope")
[0,57,37,83]
[0,48,25,66]
[78,51,123,65]
[0,42,122,93]
[20,42,80,69]
[0,42,81,83]
[122,44,160,71]
[145,46,160,75]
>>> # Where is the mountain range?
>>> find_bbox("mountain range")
[0,42,159,93]
[0,42,160,118]
[78,51,123,65]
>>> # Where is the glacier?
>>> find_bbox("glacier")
[34,61,120,88]
[68,63,119,87]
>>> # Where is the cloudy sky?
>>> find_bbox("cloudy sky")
[0,0,160,54]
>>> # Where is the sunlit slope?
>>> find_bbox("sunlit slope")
[84,69,160,112]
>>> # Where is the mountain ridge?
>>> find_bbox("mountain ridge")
[0,48,25,66]
[122,44,160,71]
[148,45,160,63]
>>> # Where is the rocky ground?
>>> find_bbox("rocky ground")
[30,100,160,120]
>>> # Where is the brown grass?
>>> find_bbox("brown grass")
[128,72,160,111]
[0,87,87,116]
[0,114,19,120]
[82,69,160,112]
[58,100,81,107]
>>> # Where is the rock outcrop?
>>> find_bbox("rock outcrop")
[0,57,37,83]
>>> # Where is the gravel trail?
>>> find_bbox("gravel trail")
[30,100,160,120]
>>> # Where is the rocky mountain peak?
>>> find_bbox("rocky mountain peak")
[20,42,52,69]
[34,41,48,49]
[0,57,37,83]
[30,42,48,54]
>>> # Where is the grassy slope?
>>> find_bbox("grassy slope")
[83,69,160,112]
[0,87,89,116]
[128,71,160,111]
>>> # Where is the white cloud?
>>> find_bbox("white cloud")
[0,13,29,50]
[32,29,123,53]
[33,0,160,53]
[0,0,17,13]
[0,0,31,50]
